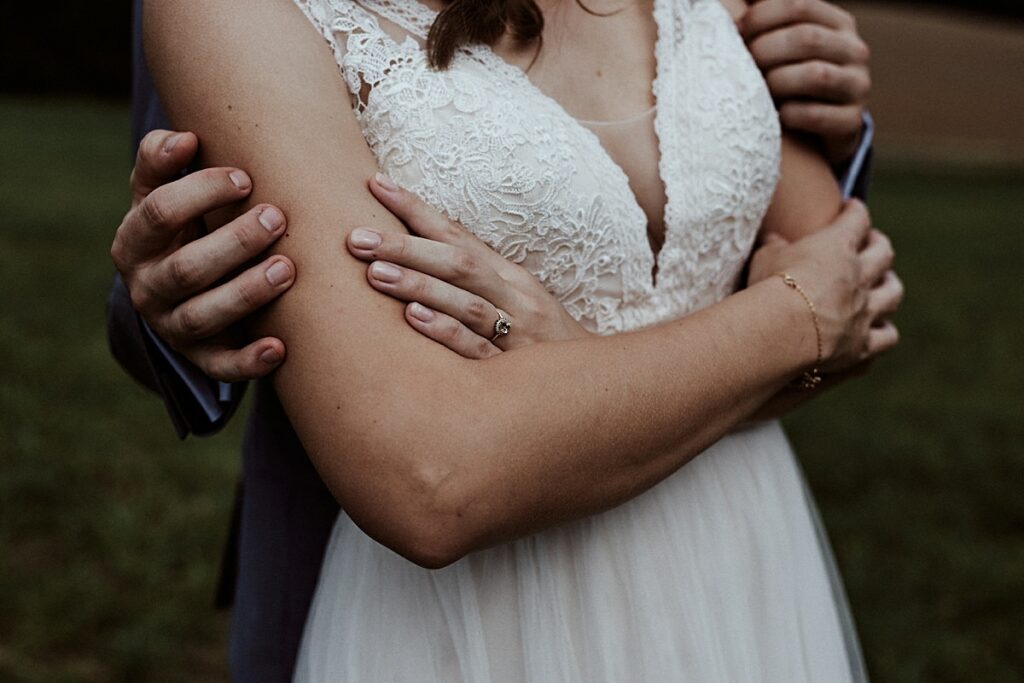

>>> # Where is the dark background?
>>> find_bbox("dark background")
[1,0,1022,98]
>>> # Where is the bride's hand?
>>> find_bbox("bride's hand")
[346,174,591,358]
[747,200,903,373]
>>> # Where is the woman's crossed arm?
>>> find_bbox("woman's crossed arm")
[145,0,888,567]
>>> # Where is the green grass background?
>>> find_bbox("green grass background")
[1,97,1022,681]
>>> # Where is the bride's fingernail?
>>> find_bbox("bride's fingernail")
[409,302,435,322]
[370,261,401,283]
[350,228,382,249]
[374,172,399,191]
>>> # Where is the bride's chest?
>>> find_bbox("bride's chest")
[341,0,781,331]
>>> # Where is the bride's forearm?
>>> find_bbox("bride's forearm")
[281,277,814,568]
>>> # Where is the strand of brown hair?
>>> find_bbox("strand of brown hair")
[427,0,612,69]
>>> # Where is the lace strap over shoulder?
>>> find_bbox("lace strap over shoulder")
[291,0,436,113]
[360,0,435,39]
[292,0,385,64]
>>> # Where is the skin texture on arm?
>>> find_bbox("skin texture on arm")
[144,0,875,568]
[762,135,842,241]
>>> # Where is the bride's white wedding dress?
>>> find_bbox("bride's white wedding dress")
[290,0,868,680]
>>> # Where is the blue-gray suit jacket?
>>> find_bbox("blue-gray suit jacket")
[108,3,873,680]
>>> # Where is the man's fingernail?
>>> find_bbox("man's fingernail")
[369,261,401,283]
[259,207,285,232]
[229,170,251,190]
[374,172,399,192]
[163,133,184,154]
[265,260,292,287]
[260,348,283,365]
[409,302,435,322]
[350,228,382,249]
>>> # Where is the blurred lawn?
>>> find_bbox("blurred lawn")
[1,97,1022,682]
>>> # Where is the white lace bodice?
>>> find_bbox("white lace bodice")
[293,0,781,334]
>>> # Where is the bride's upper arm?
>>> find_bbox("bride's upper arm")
[144,0,482,555]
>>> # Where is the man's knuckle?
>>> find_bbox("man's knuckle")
[781,102,813,130]
[191,350,215,376]
[804,104,827,129]
[178,304,206,338]
[110,232,128,268]
[232,223,260,255]
[852,38,870,64]
[170,255,201,290]
[236,281,262,310]
[128,286,151,313]
[798,25,823,51]
[790,0,813,19]
[882,242,895,264]
[840,106,862,131]
[140,194,171,228]
[892,276,906,302]
[211,357,242,383]
[812,62,834,89]
[856,73,872,100]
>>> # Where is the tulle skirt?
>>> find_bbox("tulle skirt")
[294,421,867,682]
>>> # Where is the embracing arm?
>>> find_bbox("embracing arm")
[750,134,897,421]
[145,0,872,567]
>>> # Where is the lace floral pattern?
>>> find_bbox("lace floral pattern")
[291,0,781,334]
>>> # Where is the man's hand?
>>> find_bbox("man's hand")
[111,130,295,382]
[740,0,871,165]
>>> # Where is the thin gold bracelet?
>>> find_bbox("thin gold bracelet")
[778,272,823,391]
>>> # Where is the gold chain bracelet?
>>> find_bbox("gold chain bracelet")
[778,273,823,391]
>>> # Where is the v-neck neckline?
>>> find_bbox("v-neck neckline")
[364,0,675,291]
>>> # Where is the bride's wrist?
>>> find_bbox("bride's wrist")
[751,275,823,378]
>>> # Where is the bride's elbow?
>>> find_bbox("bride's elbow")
[347,457,486,570]
[393,521,471,570]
